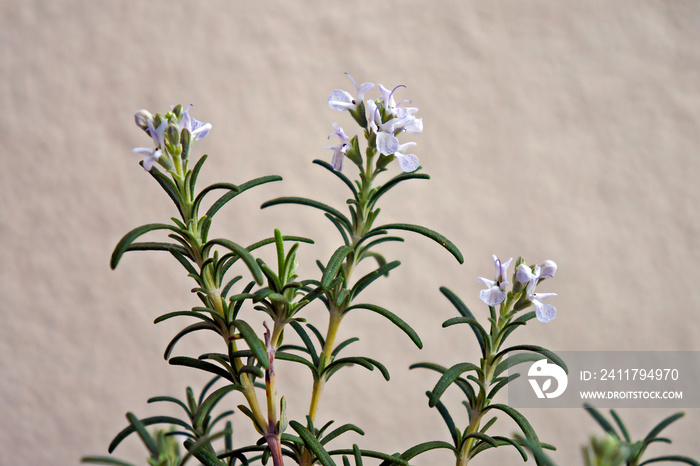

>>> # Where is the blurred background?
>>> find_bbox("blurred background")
[2,1,699,464]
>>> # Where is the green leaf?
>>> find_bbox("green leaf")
[206,175,282,220]
[583,404,620,439]
[493,352,545,378]
[368,172,430,209]
[494,345,567,374]
[154,310,216,326]
[463,432,498,448]
[442,316,490,358]
[427,392,459,447]
[170,249,199,275]
[643,412,685,444]
[123,241,191,259]
[410,362,476,403]
[81,457,137,466]
[163,321,219,360]
[147,166,183,217]
[327,448,409,465]
[500,311,537,342]
[205,239,264,285]
[189,154,208,193]
[233,319,270,369]
[487,373,520,400]
[324,356,389,381]
[470,436,528,462]
[111,223,184,269]
[429,362,481,407]
[321,245,354,289]
[168,356,236,383]
[357,237,404,260]
[261,197,352,230]
[289,421,337,466]
[325,213,351,246]
[639,456,700,466]
[289,321,320,365]
[147,395,191,418]
[371,223,463,263]
[609,409,631,442]
[349,261,400,298]
[193,182,241,217]
[320,423,365,445]
[439,287,486,355]
[386,441,455,463]
[313,159,358,196]
[482,404,541,444]
[125,413,158,457]
[108,415,193,453]
[194,385,240,429]
[182,436,228,466]
[344,303,422,348]
[331,337,359,358]
[275,351,319,376]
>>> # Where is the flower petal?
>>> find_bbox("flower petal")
[376,132,399,155]
[396,152,419,172]
[480,286,506,306]
[328,89,354,111]
[538,260,557,279]
[534,301,557,323]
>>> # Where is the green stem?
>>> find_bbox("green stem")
[307,308,343,422]
[457,307,513,465]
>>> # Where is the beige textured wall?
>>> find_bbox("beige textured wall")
[2,1,699,464]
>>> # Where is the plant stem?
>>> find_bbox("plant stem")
[456,309,513,465]
[307,308,343,422]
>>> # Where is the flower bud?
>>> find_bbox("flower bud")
[171,104,183,120]
[134,109,153,130]
[180,128,191,160]
[166,123,180,146]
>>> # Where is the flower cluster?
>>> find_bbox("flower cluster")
[326,73,423,173]
[478,255,558,323]
[132,104,211,172]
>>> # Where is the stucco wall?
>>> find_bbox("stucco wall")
[2,1,699,464]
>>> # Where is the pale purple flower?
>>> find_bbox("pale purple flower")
[328,73,374,111]
[179,104,211,140]
[325,123,350,171]
[376,131,400,156]
[377,84,400,110]
[538,260,557,280]
[131,147,162,171]
[515,264,538,287]
[529,291,557,323]
[394,142,420,173]
[516,261,558,323]
[132,119,166,171]
[477,255,513,306]
[376,84,423,134]
[134,109,153,130]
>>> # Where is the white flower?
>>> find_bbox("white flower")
[134,109,153,130]
[516,261,558,323]
[132,119,166,171]
[328,73,374,112]
[477,255,513,306]
[179,104,211,140]
[325,123,350,171]
[131,147,162,171]
[538,260,557,280]
[394,142,420,173]
[530,292,557,323]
